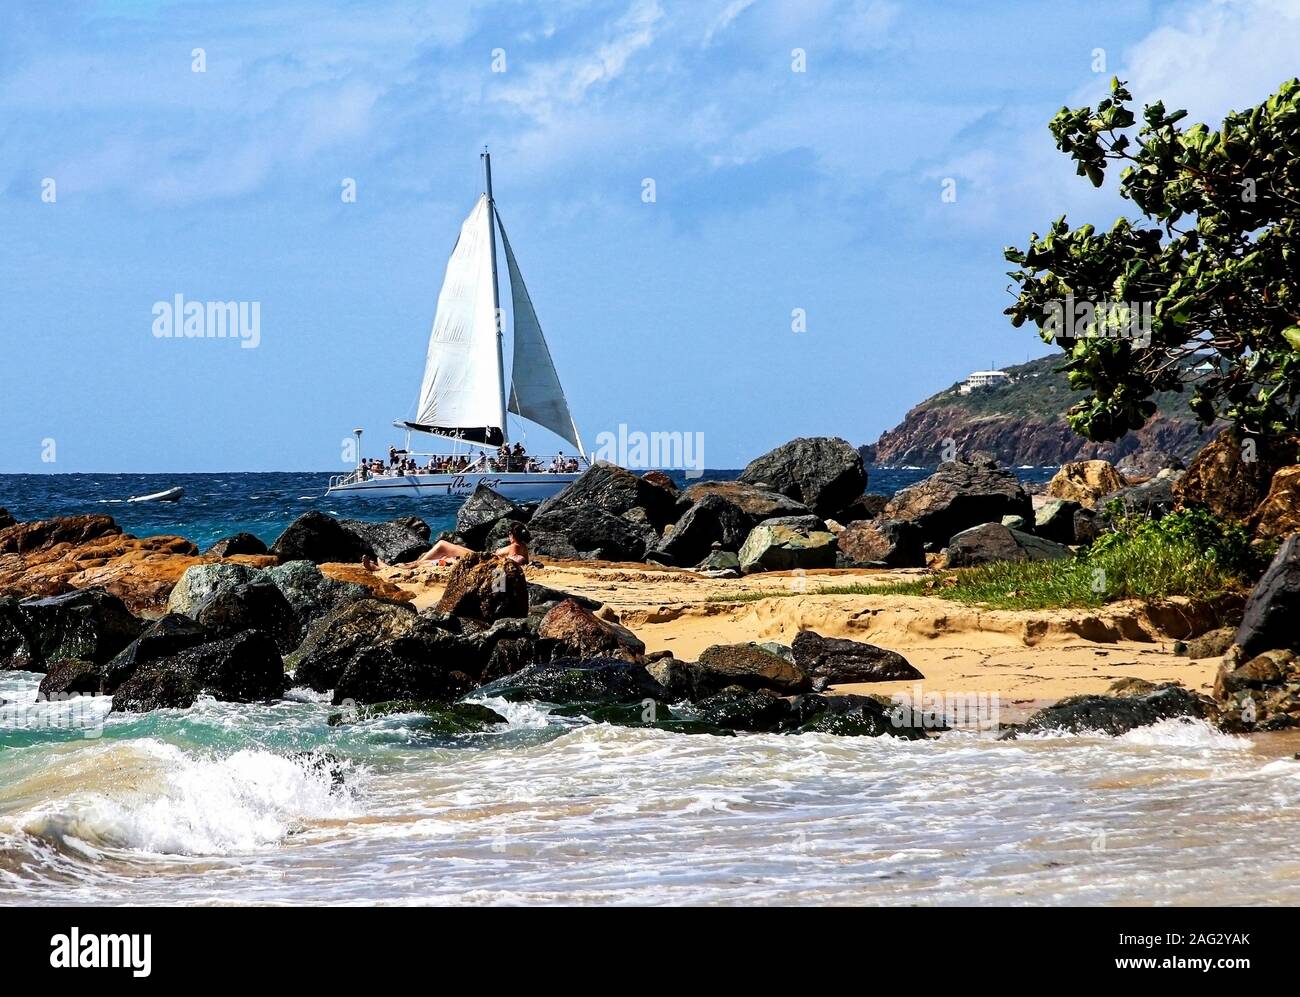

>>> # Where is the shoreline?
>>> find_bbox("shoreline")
[381,558,1229,713]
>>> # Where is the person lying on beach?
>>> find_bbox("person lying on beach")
[362,522,531,570]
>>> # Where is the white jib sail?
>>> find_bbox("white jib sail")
[413,195,504,439]
[497,213,583,452]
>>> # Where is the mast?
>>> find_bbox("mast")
[482,148,508,445]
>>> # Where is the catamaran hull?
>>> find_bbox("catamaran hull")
[325,472,579,501]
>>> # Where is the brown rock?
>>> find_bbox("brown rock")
[434,552,528,622]
[695,643,810,694]
[537,598,645,662]
[836,519,924,567]
[318,564,415,604]
[1175,432,1300,523]
[1045,460,1127,509]
[0,514,122,555]
[1251,465,1300,539]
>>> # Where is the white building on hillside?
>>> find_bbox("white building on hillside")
[959,369,1010,394]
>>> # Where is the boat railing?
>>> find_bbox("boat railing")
[331,455,589,487]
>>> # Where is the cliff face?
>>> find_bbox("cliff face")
[861,356,1220,468]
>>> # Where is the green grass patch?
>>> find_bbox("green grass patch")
[703,510,1267,611]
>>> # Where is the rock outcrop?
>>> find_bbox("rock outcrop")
[944,523,1071,567]
[737,520,836,573]
[434,551,529,622]
[790,630,922,686]
[1235,535,1300,657]
[883,456,1032,547]
[1045,460,1127,509]
[738,437,866,517]
[1174,432,1300,523]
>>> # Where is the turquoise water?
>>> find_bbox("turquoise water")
[5,663,1300,905]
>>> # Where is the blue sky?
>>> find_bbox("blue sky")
[2,0,1298,472]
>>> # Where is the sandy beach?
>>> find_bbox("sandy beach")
[377,559,1228,718]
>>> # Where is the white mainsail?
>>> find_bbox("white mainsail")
[409,194,506,445]
[497,214,583,453]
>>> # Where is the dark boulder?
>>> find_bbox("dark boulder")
[944,523,1070,567]
[0,596,42,670]
[287,598,419,692]
[692,686,792,732]
[110,630,286,712]
[1236,534,1300,657]
[834,493,889,524]
[528,504,653,562]
[37,659,106,699]
[456,486,527,549]
[695,643,810,694]
[110,664,201,712]
[340,518,430,564]
[1033,499,1099,545]
[474,657,666,704]
[103,613,213,691]
[526,582,601,614]
[738,437,867,518]
[204,532,268,557]
[681,480,810,528]
[649,494,754,566]
[883,456,1032,547]
[534,461,678,531]
[18,588,142,670]
[836,519,924,568]
[435,551,529,622]
[1103,469,1181,519]
[263,560,369,625]
[269,511,370,564]
[192,580,302,653]
[791,693,928,738]
[0,507,15,531]
[1010,685,1206,737]
[790,630,922,687]
[332,644,475,706]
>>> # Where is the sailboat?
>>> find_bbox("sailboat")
[327,152,588,501]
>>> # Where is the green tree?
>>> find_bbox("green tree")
[1005,77,1300,444]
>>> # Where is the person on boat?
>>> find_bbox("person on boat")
[551,451,565,472]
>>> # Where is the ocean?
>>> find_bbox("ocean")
[0,467,1055,551]
[14,464,1296,906]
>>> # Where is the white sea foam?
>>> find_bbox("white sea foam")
[8,740,358,857]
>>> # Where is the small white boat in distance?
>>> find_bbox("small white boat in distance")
[128,486,184,503]
[327,152,588,502]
